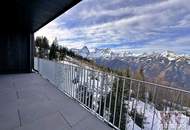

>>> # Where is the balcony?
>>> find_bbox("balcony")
[0,73,112,130]
[1,57,190,130]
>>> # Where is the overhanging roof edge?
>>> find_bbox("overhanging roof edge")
[33,0,81,33]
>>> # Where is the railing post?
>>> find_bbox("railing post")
[71,66,74,97]
[82,68,85,104]
[113,78,119,125]
[85,69,88,106]
[88,70,92,108]
[151,85,157,130]
[119,78,125,129]
[126,79,133,130]
[132,82,140,130]
[142,87,148,130]
[108,75,114,121]
[99,74,104,116]
[103,74,108,120]
[95,72,100,113]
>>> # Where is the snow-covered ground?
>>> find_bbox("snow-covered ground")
[126,98,190,130]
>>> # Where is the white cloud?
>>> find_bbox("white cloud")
[176,14,190,28]
[35,0,190,54]
[35,21,74,44]
[113,35,190,54]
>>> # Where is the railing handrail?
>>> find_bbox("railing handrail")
[36,57,190,95]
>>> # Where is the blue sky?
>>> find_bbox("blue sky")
[35,0,190,54]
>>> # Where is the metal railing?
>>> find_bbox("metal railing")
[34,57,190,130]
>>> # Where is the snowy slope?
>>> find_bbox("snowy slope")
[126,98,190,130]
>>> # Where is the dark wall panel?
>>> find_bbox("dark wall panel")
[0,32,33,74]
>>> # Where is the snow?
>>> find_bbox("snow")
[126,116,141,130]
[125,98,190,130]
[60,60,78,67]
[71,46,90,58]
[79,46,90,57]
[161,50,179,61]
[89,48,112,59]
[70,47,190,64]
[160,60,165,64]
[167,57,176,61]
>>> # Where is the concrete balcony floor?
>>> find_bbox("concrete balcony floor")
[0,73,112,130]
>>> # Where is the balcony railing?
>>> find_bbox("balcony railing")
[34,57,190,130]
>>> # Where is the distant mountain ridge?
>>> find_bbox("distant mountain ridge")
[71,46,190,90]
[71,46,190,61]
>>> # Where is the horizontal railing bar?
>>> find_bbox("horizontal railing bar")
[37,58,190,95]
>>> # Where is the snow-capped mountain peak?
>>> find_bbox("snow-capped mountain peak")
[79,46,90,57]
[71,46,90,58]
[161,50,178,61]
[70,46,189,63]
[89,48,112,59]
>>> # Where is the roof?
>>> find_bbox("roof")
[0,0,81,32]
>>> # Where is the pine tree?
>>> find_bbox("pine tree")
[49,38,58,60]
[42,37,49,49]
[35,36,49,58]
[134,66,146,99]
[35,37,43,48]
[35,36,43,58]
[59,46,67,61]
[109,72,127,130]
[131,66,146,128]
[95,70,130,130]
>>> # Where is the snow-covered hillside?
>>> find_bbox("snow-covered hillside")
[126,98,190,130]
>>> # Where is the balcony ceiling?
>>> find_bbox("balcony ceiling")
[0,0,81,32]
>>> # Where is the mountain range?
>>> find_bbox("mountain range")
[71,46,190,90]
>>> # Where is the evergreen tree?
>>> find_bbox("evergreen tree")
[35,37,42,47]
[133,66,145,98]
[130,66,146,128]
[49,38,58,60]
[108,72,127,130]
[59,46,66,61]
[35,36,49,58]
[35,36,43,58]
[42,37,49,49]
[96,70,130,130]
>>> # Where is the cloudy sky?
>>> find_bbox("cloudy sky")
[35,0,190,54]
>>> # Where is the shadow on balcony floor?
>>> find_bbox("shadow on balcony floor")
[0,73,112,130]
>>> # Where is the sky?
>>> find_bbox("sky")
[35,0,190,55]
